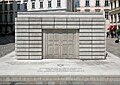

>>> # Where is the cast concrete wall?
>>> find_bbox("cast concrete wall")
[15,12,106,60]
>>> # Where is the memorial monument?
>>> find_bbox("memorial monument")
[15,12,106,60]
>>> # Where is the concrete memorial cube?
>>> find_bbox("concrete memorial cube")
[15,12,106,60]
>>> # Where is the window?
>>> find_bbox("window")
[4,15,7,22]
[0,3,2,11]
[10,14,13,22]
[32,2,35,9]
[105,0,109,6]
[10,4,13,10]
[48,1,51,8]
[114,14,116,23]
[96,0,100,7]
[17,4,20,10]
[118,26,120,29]
[75,1,80,7]
[0,26,2,33]
[15,12,17,17]
[105,11,109,20]
[114,1,116,8]
[40,1,43,8]
[24,3,27,9]
[118,13,120,22]
[85,0,90,7]
[111,2,113,9]
[0,14,2,22]
[57,0,61,7]
[5,4,7,10]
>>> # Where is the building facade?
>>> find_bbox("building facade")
[15,0,74,12]
[109,0,120,29]
[0,0,16,36]
[75,0,110,30]
[15,12,106,60]
[0,0,74,36]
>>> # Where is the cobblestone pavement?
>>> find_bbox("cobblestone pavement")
[106,37,120,57]
[0,36,15,58]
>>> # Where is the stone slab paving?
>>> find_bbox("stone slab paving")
[0,37,120,84]
[0,51,120,84]
[106,38,120,57]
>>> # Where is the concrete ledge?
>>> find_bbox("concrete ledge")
[0,75,120,82]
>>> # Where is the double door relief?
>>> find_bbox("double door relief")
[43,30,78,59]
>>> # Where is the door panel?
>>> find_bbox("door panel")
[48,46,54,55]
[43,30,78,59]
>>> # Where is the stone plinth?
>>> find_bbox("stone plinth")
[0,51,120,84]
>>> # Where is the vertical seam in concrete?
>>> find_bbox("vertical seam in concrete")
[54,17,55,29]
[91,18,93,59]
[28,17,30,59]
[79,18,80,59]
[41,17,43,59]
[66,17,67,29]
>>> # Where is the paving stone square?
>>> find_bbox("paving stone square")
[0,50,120,84]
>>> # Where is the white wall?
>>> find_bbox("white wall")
[76,0,110,12]
[15,0,73,11]
[26,0,72,11]
[75,0,110,30]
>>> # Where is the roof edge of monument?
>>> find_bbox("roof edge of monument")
[17,12,103,15]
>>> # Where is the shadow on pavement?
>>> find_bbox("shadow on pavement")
[0,36,15,45]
